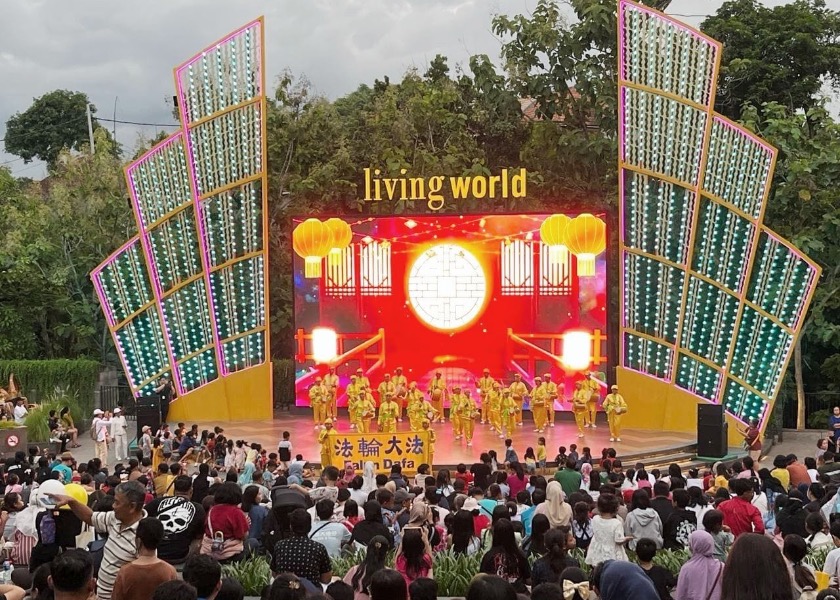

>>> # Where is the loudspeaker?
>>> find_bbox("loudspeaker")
[136,395,161,435]
[697,422,728,457]
[697,404,724,427]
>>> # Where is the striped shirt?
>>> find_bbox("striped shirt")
[91,510,146,600]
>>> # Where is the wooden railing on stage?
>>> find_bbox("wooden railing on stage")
[505,328,607,382]
[294,328,386,392]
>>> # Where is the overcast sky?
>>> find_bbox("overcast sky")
[2,0,837,179]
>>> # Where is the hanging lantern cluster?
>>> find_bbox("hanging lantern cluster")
[539,213,606,277]
[292,218,353,278]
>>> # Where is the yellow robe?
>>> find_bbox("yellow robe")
[323,373,339,418]
[531,384,548,431]
[378,400,399,433]
[353,396,376,433]
[318,428,336,467]
[603,392,627,439]
[544,380,558,424]
[309,384,327,423]
[478,376,495,421]
[508,381,528,425]
[456,395,478,442]
[428,377,447,419]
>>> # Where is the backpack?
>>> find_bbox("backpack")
[39,511,56,545]
[572,519,593,550]
[89,422,98,441]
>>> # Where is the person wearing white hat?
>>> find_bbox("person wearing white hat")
[110,407,128,462]
[603,385,628,442]
[91,409,112,467]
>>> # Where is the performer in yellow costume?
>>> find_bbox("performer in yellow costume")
[543,373,558,428]
[407,386,437,430]
[488,382,503,432]
[508,373,529,426]
[572,381,589,438]
[457,390,478,446]
[422,419,436,466]
[318,418,337,468]
[309,377,327,428]
[530,376,547,433]
[378,393,399,433]
[450,385,465,439]
[377,374,396,410]
[323,367,339,420]
[355,368,371,393]
[428,371,447,423]
[346,375,362,430]
[584,371,602,428]
[603,384,628,442]
[477,368,495,424]
[393,367,408,421]
[500,390,518,438]
[354,388,377,433]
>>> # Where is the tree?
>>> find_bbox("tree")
[4,90,104,168]
[702,0,840,120]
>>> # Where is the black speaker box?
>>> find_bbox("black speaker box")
[136,395,161,434]
[697,422,728,457]
[697,404,724,426]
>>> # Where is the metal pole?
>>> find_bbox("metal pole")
[86,103,95,154]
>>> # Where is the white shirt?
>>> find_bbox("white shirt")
[110,416,127,437]
[309,519,351,558]
[824,546,840,585]
[92,417,111,442]
[13,405,27,425]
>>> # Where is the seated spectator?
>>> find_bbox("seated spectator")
[530,528,577,586]
[183,554,222,600]
[309,499,351,558]
[591,560,659,600]
[344,535,390,600]
[152,581,197,600]
[146,475,206,564]
[370,569,407,600]
[270,508,332,586]
[241,485,269,554]
[479,519,530,593]
[721,533,793,599]
[394,528,432,586]
[48,549,96,600]
[350,501,394,549]
[326,581,355,600]
[465,574,516,600]
[267,573,307,600]
[407,578,436,600]
[216,579,246,600]
[674,531,722,600]
[112,517,177,600]
[200,483,249,563]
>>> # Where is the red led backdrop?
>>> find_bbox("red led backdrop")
[293,213,608,407]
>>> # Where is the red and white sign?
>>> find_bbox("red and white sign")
[7,435,19,447]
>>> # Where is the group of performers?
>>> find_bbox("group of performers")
[308,367,629,446]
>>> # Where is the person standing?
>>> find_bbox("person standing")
[543,373,558,428]
[393,367,408,421]
[428,372,447,423]
[584,372,601,428]
[603,385,628,443]
[319,419,337,469]
[154,375,174,423]
[324,367,340,421]
[407,384,435,431]
[450,386,465,441]
[572,382,588,439]
[310,377,327,429]
[378,394,399,434]
[739,418,763,463]
[457,390,478,447]
[12,398,28,425]
[111,408,129,462]
[488,382,503,433]
[346,375,362,430]
[508,373,528,427]
[477,369,495,425]
[112,517,178,600]
[355,388,377,433]
[422,420,436,467]
[531,377,547,433]
[91,409,112,468]
[378,374,396,412]
[500,390,517,439]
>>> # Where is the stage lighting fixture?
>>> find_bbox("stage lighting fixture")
[312,327,338,363]
[562,331,592,371]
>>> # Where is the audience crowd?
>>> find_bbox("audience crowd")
[0,421,839,600]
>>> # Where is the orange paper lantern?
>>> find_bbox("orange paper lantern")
[324,218,353,266]
[292,219,333,277]
[565,214,606,276]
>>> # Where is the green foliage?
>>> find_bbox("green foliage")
[702,0,840,120]
[221,556,273,597]
[808,409,830,430]
[3,90,110,168]
[330,548,376,578]
[24,387,85,442]
[0,360,99,414]
[273,359,294,407]
[804,544,831,571]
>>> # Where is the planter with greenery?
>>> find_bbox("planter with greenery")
[24,387,85,443]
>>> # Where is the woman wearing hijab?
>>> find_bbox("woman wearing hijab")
[238,462,256,488]
[341,463,357,488]
[536,481,572,527]
[362,461,377,494]
[674,531,723,600]
[580,463,593,491]
[593,560,659,600]
[401,502,439,549]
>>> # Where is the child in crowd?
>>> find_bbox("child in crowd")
[702,509,733,561]
[504,439,518,464]
[636,537,677,600]
[571,501,593,550]
[277,431,292,471]
[568,444,579,464]
[523,448,537,474]
[554,446,567,465]
[585,493,630,565]
[536,437,547,475]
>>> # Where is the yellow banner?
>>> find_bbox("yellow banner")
[328,431,430,474]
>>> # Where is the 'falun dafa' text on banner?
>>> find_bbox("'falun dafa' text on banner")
[329,431,430,474]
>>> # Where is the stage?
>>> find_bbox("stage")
[188,411,702,471]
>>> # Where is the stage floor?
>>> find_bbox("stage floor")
[186,412,697,469]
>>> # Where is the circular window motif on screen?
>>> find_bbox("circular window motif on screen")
[407,243,487,331]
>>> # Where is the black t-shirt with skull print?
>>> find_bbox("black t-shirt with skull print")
[145,495,206,562]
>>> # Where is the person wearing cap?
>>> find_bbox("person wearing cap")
[353,387,376,433]
[355,368,371,391]
[488,381,503,433]
[346,375,362,429]
[476,368,495,425]
[377,374,396,412]
[91,409,112,467]
[393,367,408,420]
[407,384,437,430]
[323,366,340,421]
[110,407,129,462]
[572,382,588,438]
[428,371,447,423]
[543,373,559,428]
[584,371,602,428]
[508,373,529,426]
[318,419,337,469]
[52,451,75,483]
[456,389,478,447]
[421,419,436,466]
[531,377,547,433]
[603,385,627,442]
[500,390,518,439]
[378,392,399,434]
[450,385,465,440]
[309,377,328,429]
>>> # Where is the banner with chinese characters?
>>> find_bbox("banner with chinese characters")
[330,431,430,474]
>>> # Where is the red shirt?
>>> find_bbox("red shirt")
[205,504,249,541]
[719,496,764,537]
[788,462,811,488]
[455,471,474,486]
[473,514,490,537]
